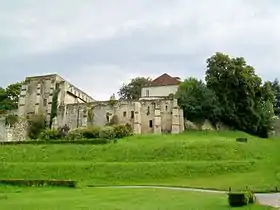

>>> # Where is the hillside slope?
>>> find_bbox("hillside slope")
[0,131,279,191]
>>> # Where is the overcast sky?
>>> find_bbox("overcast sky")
[0,0,279,100]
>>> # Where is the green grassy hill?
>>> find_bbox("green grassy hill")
[0,131,279,192]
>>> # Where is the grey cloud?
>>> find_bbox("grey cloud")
[0,0,280,99]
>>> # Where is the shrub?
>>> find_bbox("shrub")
[228,192,248,207]
[65,129,83,141]
[99,126,116,139]
[0,179,76,188]
[125,123,133,135]
[81,126,101,139]
[113,124,133,138]
[39,128,61,140]
[228,189,255,207]
[27,114,46,139]
[247,190,256,204]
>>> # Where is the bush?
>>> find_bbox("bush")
[27,114,46,139]
[65,129,83,141]
[39,128,61,140]
[81,126,101,139]
[99,126,116,139]
[228,192,248,207]
[228,190,255,207]
[113,124,133,138]
[0,179,76,188]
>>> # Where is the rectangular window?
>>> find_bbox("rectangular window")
[131,111,134,119]
[146,89,149,97]
[123,111,127,117]
[149,120,153,128]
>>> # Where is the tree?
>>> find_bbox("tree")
[176,77,221,123]
[118,77,152,100]
[0,81,23,113]
[266,79,280,116]
[205,52,274,137]
[5,82,22,109]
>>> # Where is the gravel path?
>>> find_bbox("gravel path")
[93,185,280,208]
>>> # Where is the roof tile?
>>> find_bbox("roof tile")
[146,73,181,87]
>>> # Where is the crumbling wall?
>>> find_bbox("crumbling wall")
[0,116,28,142]
[57,98,184,134]
[0,117,6,141]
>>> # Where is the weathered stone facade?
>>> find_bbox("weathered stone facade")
[18,74,95,125]
[6,73,185,137]
[55,98,185,134]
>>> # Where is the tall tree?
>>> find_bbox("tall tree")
[205,52,274,137]
[118,77,152,100]
[176,77,221,123]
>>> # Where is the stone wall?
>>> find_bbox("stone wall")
[0,117,6,141]
[0,116,28,142]
[56,98,185,134]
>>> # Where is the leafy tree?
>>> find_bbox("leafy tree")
[205,52,274,137]
[176,77,221,123]
[118,77,152,100]
[5,82,22,110]
[0,81,23,113]
[266,79,280,116]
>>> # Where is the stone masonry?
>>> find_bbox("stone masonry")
[55,98,184,134]
[18,74,95,125]
[9,73,185,137]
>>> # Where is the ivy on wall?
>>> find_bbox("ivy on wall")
[87,106,94,125]
[49,84,60,128]
[5,114,18,127]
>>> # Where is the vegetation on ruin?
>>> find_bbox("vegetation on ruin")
[49,84,60,128]
[4,114,18,127]
[0,186,272,210]
[86,106,94,125]
[0,131,279,193]
[27,114,46,139]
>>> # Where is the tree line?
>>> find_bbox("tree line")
[118,52,280,138]
[1,52,280,137]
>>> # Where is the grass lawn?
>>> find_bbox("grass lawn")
[0,131,280,192]
[0,186,274,210]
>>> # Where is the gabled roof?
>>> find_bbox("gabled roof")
[146,73,181,87]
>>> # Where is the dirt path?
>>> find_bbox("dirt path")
[92,185,280,208]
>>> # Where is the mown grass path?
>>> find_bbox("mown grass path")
[0,186,276,209]
[92,185,280,208]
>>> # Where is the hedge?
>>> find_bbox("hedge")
[40,124,133,141]
[0,139,111,145]
[0,179,76,188]
[228,190,255,207]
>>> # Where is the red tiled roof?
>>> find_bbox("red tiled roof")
[146,73,181,87]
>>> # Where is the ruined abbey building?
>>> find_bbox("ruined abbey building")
[0,73,184,141]
[18,74,95,127]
